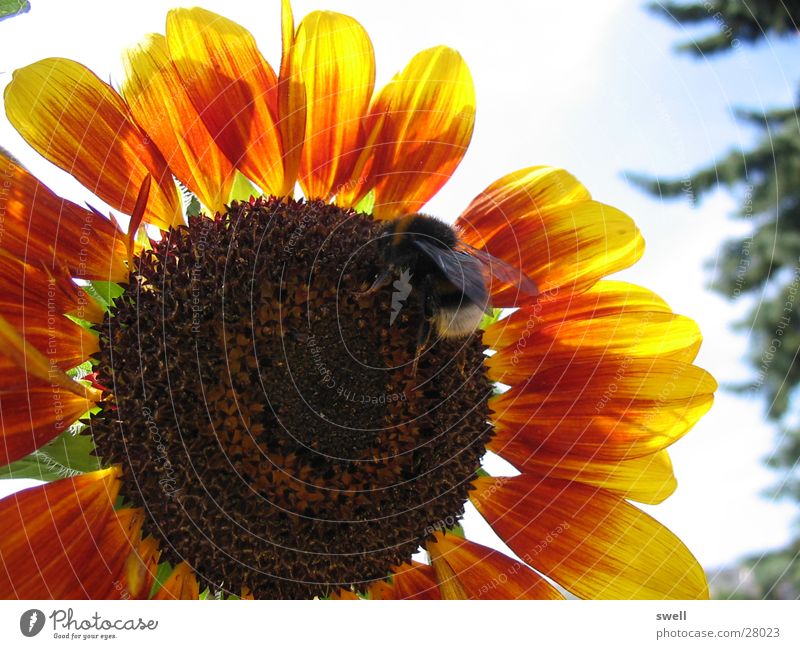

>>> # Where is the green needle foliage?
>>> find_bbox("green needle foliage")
[634,1,800,598]
[651,1,800,55]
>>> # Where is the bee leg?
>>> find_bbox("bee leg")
[410,278,436,376]
[356,269,393,298]
[411,317,433,377]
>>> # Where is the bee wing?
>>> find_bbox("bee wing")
[460,243,539,298]
[413,238,492,314]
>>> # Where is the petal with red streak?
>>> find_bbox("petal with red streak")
[122,33,235,213]
[289,10,374,200]
[471,475,709,599]
[456,167,643,305]
[489,359,716,461]
[432,532,564,599]
[0,379,95,466]
[370,561,441,600]
[486,309,702,385]
[4,58,182,230]
[369,46,475,219]
[483,280,672,350]
[166,8,287,196]
[491,444,677,505]
[0,151,127,281]
[0,468,126,598]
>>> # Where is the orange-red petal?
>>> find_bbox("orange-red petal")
[152,562,199,600]
[0,150,127,281]
[4,58,182,230]
[483,280,672,350]
[489,358,716,461]
[291,11,375,200]
[471,475,709,599]
[369,46,475,219]
[492,446,677,505]
[457,167,643,305]
[369,561,441,600]
[123,535,161,600]
[0,378,95,466]
[122,33,235,213]
[0,468,127,598]
[88,507,145,599]
[0,313,97,397]
[0,254,104,324]
[486,302,702,386]
[277,0,305,198]
[166,8,287,196]
[430,532,564,599]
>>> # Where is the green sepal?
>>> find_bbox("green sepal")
[479,307,503,330]
[86,280,125,311]
[445,523,466,538]
[149,561,174,599]
[354,189,375,215]
[65,313,101,333]
[228,171,259,203]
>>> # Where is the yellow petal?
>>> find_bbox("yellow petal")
[457,166,591,241]
[457,167,643,304]
[4,58,182,230]
[471,475,709,599]
[487,309,703,385]
[290,10,375,200]
[370,46,475,219]
[166,8,287,196]
[491,445,677,505]
[122,33,235,213]
[0,468,124,598]
[483,280,672,349]
[277,0,305,198]
[490,358,717,460]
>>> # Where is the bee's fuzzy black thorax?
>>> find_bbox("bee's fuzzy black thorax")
[398,213,458,247]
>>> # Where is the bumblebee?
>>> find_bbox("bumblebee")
[361,213,538,368]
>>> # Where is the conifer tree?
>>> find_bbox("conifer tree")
[634,1,800,597]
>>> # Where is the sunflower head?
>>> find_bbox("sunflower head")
[0,2,715,600]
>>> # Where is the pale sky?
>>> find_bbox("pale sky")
[0,0,798,578]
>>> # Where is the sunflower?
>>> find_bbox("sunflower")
[0,3,716,600]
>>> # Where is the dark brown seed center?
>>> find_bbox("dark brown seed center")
[89,197,492,598]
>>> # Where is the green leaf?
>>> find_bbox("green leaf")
[186,194,202,218]
[228,171,259,203]
[0,0,30,22]
[176,180,203,218]
[354,189,375,215]
[86,280,125,310]
[0,426,100,481]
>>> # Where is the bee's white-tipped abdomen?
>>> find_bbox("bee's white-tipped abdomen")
[435,303,485,338]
